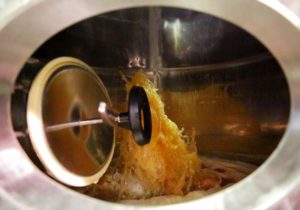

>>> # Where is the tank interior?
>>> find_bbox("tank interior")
[11,7,290,202]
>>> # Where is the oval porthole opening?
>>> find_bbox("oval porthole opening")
[10,6,290,205]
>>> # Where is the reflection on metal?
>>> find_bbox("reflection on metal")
[0,149,34,183]
[45,118,104,132]
[26,57,115,186]
[98,102,120,127]
[14,118,105,137]
[127,56,146,68]
[159,52,273,73]
[1,1,300,210]
[149,8,162,86]
[10,6,290,173]
[164,18,182,56]
[161,8,268,68]
[260,123,287,133]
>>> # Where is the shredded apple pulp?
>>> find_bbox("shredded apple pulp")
[119,71,201,195]
[80,71,254,201]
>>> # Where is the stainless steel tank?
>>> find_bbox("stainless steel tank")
[1,0,300,209]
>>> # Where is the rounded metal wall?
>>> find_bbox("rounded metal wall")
[1,0,300,209]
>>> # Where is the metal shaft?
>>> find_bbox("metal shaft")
[45,118,104,132]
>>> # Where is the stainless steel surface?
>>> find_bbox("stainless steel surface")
[26,57,115,186]
[14,118,104,136]
[9,8,289,164]
[25,7,289,164]
[46,118,104,132]
[98,102,121,127]
[279,0,300,17]
[0,0,300,210]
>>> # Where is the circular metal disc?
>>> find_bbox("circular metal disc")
[27,57,115,186]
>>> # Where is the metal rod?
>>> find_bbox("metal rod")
[45,118,104,132]
[149,7,162,87]
[15,118,105,138]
